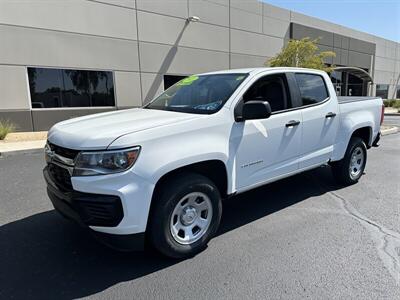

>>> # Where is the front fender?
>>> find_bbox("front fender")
[150,152,229,185]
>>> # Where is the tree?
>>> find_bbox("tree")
[266,37,336,72]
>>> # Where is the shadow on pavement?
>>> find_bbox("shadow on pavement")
[0,166,340,299]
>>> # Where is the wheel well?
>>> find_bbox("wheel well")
[146,160,228,233]
[153,160,228,199]
[351,127,372,148]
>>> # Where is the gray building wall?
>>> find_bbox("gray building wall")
[0,0,399,131]
[291,23,376,68]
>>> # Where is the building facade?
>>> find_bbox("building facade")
[0,0,399,131]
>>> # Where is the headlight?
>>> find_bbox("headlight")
[73,147,140,176]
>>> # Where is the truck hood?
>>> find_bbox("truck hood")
[47,108,200,149]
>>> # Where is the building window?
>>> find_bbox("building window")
[330,70,343,96]
[375,84,389,99]
[295,73,328,105]
[164,75,186,90]
[28,67,115,108]
[396,86,400,99]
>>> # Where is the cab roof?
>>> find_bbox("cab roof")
[198,67,328,76]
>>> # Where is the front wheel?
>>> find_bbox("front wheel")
[148,172,222,258]
[331,137,367,185]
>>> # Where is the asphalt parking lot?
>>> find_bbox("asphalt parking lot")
[0,133,399,300]
[384,115,400,127]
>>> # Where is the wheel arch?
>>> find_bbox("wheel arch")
[350,126,372,148]
[332,122,373,162]
[145,159,228,232]
[151,159,229,200]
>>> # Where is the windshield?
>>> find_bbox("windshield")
[145,73,248,114]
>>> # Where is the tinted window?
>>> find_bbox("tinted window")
[146,74,248,114]
[376,84,389,99]
[28,69,63,108]
[242,74,290,112]
[295,74,328,106]
[28,68,115,108]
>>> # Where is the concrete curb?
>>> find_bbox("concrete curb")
[0,148,43,158]
[381,126,399,136]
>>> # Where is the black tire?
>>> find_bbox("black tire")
[331,137,367,185]
[148,172,222,259]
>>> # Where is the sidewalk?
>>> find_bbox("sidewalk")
[0,132,46,156]
[381,125,399,136]
[384,107,399,116]
[0,140,46,155]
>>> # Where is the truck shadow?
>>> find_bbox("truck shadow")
[0,166,341,299]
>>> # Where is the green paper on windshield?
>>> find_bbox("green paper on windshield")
[236,75,245,81]
[177,75,199,86]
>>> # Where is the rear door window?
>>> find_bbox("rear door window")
[295,74,329,106]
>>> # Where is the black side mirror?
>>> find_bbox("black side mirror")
[240,101,272,121]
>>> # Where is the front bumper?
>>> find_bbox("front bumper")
[44,167,146,251]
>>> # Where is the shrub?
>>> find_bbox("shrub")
[383,99,391,107]
[0,120,16,140]
[392,100,400,109]
[383,99,400,108]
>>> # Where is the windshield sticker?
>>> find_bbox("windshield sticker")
[177,75,199,86]
[194,101,222,110]
[236,75,245,81]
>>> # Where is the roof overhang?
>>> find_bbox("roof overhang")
[332,67,374,83]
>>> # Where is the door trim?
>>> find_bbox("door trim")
[235,160,327,194]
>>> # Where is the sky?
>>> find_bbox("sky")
[263,0,400,42]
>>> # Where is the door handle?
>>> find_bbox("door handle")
[325,112,337,118]
[285,120,301,127]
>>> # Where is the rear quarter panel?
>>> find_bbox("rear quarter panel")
[332,97,382,161]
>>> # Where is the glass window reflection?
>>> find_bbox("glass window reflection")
[28,68,115,108]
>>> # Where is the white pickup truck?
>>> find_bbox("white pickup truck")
[43,67,384,258]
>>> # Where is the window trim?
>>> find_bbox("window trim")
[234,72,293,120]
[293,72,330,108]
[26,66,117,110]
[268,95,331,115]
[234,71,334,121]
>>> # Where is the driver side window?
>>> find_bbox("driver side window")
[242,73,291,112]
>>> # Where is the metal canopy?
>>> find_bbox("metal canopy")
[332,67,374,83]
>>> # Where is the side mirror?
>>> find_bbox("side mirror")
[241,101,272,121]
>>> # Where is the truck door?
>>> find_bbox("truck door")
[231,73,302,191]
[293,73,340,169]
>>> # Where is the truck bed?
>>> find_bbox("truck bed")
[337,96,381,104]
[336,95,382,151]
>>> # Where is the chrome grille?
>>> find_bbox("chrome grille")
[48,142,79,160]
[46,142,79,191]
[48,162,73,191]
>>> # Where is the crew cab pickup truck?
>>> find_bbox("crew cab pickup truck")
[43,67,384,258]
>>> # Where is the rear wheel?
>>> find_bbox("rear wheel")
[331,137,367,185]
[148,172,222,258]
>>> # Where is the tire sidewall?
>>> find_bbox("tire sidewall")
[344,138,367,182]
[150,174,222,258]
